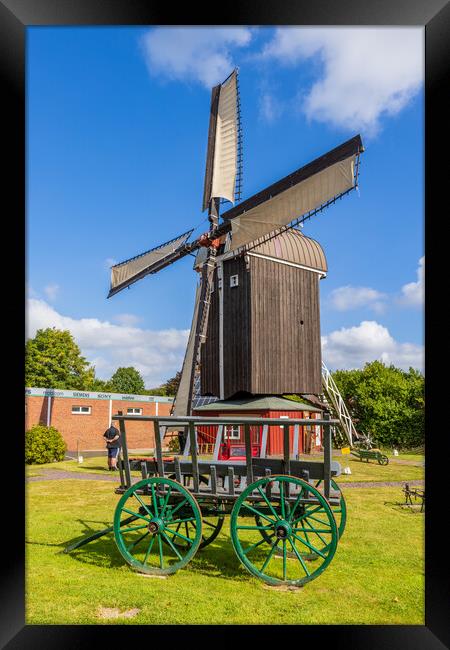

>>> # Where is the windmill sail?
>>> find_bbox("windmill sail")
[202,69,241,211]
[221,134,363,252]
[108,229,193,298]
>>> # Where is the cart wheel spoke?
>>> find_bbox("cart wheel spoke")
[127,531,150,552]
[133,492,154,518]
[260,540,280,573]
[114,477,202,575]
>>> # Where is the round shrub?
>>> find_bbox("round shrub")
[25,425,67,464]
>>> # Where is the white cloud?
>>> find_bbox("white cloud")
[44,284,60,301]
[322,320,423,371]
[140,27,252,88]
[328,285,387,314]
[26,298,189,388]
[259,92,283,123]
[261,27,423,135]
[399,256,424,307]
[113,313,142,327]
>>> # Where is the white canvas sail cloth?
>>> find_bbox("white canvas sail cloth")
[210,70,238,205]
[110,231,191,292]
[230,154,356,251]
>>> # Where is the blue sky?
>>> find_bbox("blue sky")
[26,26,424,387]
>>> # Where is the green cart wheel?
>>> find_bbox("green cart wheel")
[230,475,338,587]
[162,499,225,550]
[378,454,389,466]
[114,477,202,575]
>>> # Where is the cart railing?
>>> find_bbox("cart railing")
[112,413,339,500]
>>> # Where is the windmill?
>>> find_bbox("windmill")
[108,69,364,426]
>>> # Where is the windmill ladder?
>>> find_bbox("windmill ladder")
[321,361,358,447]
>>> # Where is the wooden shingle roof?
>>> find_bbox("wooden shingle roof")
[246,229,327,275]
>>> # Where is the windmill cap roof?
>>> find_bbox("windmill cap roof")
[193,395,321,412]
[245,229,327,274]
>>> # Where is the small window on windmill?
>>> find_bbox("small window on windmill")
[230,274,239,288]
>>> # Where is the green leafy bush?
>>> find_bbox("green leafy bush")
[25,425,67,464]
[167,435,180,454]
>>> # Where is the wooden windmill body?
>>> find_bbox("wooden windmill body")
[107,70,364,415]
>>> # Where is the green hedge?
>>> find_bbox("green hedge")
[25,425,67,464]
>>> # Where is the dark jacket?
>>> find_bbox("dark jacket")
[103,425,121,448]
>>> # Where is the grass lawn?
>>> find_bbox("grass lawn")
[26,476,424,625]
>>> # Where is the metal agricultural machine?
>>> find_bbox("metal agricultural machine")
[66,413,346,587]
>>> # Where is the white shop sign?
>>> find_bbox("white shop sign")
[25,387,174,403]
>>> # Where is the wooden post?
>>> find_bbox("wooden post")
[189,422,200,493]
[283,424,290,475]
[118,415,131,488]
[174,456,182,483]
[260,424,268,458]
[293,424,300,459]
[323,412,332,499]
[213,424,224,460]
[244,423,253,485]
[153,419,165,477]
[210,465,217,495]
[228,467,235,496]
[182,426,190,456]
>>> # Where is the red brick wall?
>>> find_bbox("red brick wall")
[25,396,173,452]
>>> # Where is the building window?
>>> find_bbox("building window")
[225,425,240,439]
[127,407,143,415]
[71,405,91,415]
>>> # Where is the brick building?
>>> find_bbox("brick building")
[25,387,174,453]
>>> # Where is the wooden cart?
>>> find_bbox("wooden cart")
[65,413,346,587]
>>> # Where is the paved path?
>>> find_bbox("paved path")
[27,469,424,490]
[27,469,120,482]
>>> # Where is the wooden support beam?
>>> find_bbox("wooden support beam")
[244,424,253,485]
[293,424,300,459]
[118,417,131,488]
[228,467,235,496]
[260,424,268,458]
[153,419,165,478]
[213,425,224,460]
[189,422,200,493]
[174,456,182,484]
[210,465,217,495]
[323,412,332,499]
[283,424,290,475]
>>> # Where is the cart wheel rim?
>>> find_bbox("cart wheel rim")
[114,477,202,575]
[313,478,347,543]
[230,475,338,587]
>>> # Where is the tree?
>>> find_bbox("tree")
[159,371,181,396]
[332,361,424,449]
[109,367,146,394]
[25,328,95,390]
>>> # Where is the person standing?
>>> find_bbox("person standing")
[103,424,121,471]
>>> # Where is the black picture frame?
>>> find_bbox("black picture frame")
[3,1,448,647]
